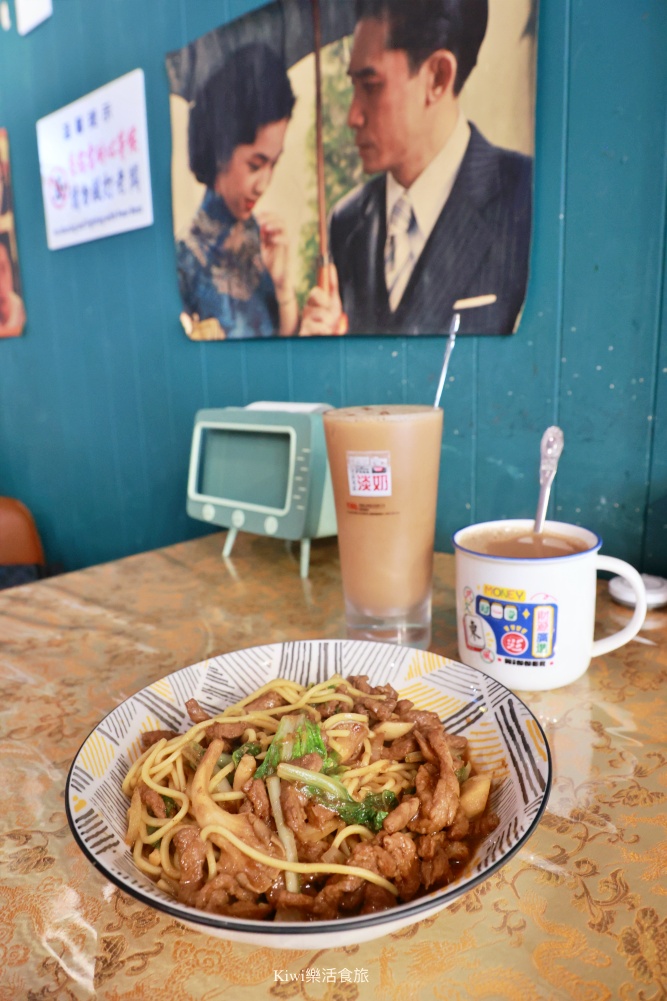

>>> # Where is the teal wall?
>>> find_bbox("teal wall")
[0,0,665,573]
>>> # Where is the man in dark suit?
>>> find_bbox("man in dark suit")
[299,0,532,336]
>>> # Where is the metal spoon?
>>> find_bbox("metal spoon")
[534,426,564,534]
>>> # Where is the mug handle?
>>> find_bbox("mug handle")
[591,555,647,657]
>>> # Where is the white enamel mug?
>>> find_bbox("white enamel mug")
[452,519,647,691]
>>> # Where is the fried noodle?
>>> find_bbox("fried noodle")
[122,673,499,921]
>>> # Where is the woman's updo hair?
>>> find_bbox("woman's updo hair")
[188,43,296,189]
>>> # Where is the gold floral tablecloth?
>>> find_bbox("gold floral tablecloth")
[1,532,665,1001]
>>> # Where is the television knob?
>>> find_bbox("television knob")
[202,503,216,522]
[264,515,278,536]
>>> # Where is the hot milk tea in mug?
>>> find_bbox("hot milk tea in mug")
[453,519,647,691]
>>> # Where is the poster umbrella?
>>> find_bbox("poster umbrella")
[166,0,356,325]
[166,0,356,101]
[310,0,349,332]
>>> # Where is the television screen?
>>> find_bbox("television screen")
[199,427,292,512]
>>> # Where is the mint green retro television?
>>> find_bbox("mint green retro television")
[186,403,337,577]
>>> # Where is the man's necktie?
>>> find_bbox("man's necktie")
[384,194,416,311]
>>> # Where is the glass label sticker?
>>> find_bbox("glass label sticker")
[346,451,392,497]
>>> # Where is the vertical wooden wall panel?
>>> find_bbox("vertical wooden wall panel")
[469,0,571,531]
[556,0,667,561]
[644,147,667,574]
[289,339,346,407]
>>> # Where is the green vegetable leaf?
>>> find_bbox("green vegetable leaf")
[276,761,398,832]
[232,741,262,767]
[455,762,472,784]
[161,795,177,818]
[183,741,232,773]
[146,826,161,847]
[255,714,335,778]
[182,741,205,770]
[314,788,396,828]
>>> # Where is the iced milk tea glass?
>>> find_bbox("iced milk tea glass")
[323,405,443,649]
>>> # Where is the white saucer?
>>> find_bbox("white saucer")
[609,574,667,609]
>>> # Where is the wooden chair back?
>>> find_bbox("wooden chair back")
[0,497,46,565]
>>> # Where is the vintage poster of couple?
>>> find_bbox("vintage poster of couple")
[166,0,537,341]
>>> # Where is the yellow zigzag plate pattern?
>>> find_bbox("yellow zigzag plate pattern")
[526,718,548,761]
[405,652,452,679]
[398,680,464,720]
[79,731,115,779]
[149,678,176,702]
[127,713,167,765]
[466,721,508,778]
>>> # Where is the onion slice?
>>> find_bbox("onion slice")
[266,775,300,893]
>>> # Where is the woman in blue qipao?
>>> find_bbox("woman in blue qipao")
[177,44,298,339]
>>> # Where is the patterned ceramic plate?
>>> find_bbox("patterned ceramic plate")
[66,640,551,948]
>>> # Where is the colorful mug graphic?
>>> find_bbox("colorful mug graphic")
[463,593,558,667]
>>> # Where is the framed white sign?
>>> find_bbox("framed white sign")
[36,69,154,251]
[15,0,52,35]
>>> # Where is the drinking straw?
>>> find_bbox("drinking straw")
[434,313,460,408]
[433,295,498,408]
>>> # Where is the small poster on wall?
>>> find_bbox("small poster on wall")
[0,128,26,338]
[15,0,52,36]
[166,0,536,341]
[36,69,154,251]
